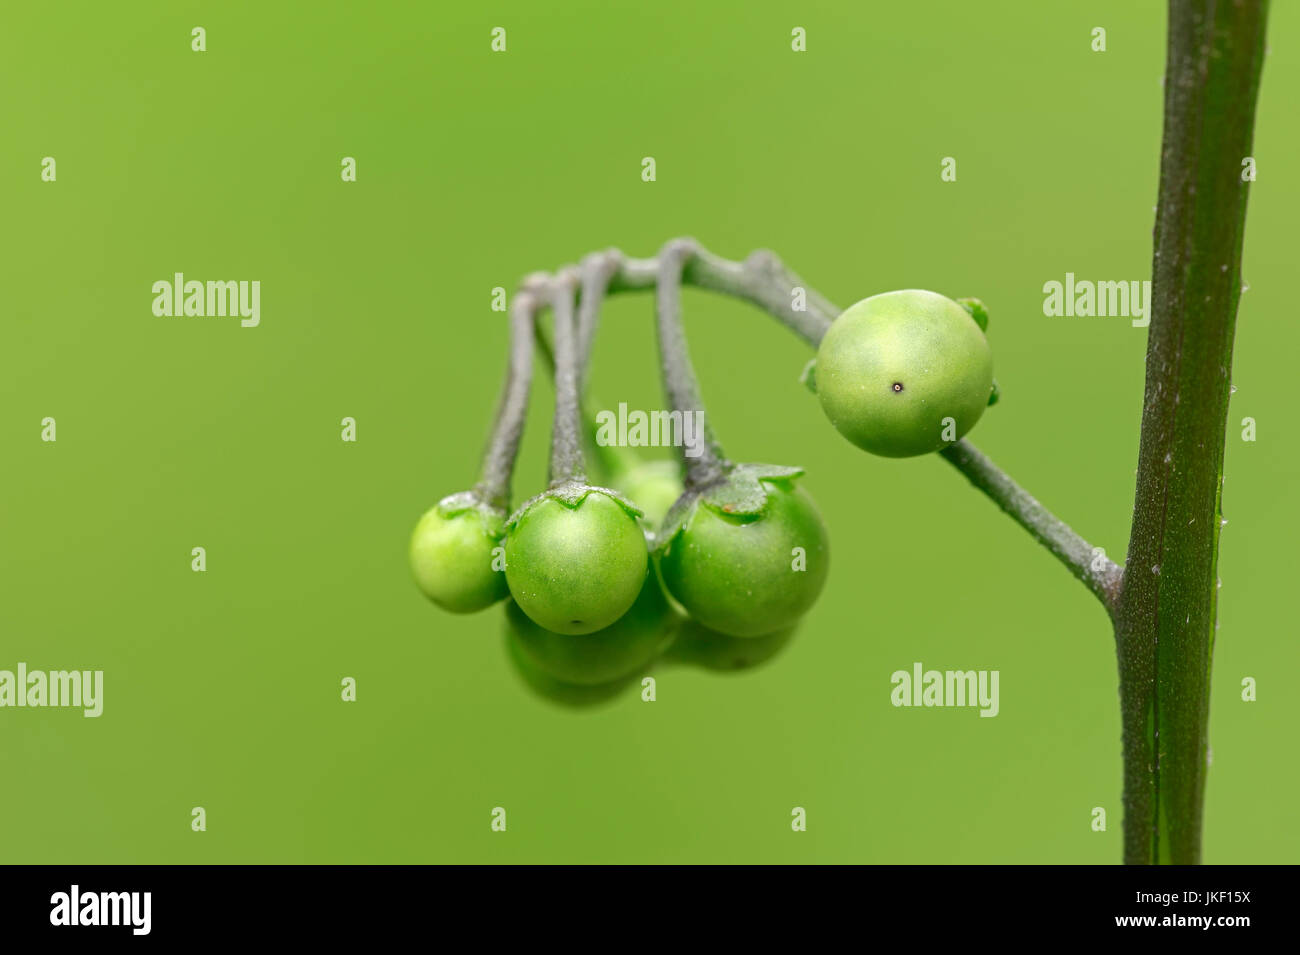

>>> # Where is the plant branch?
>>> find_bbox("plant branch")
[474,288,541,511]
[1114,0,1269,866]
[533,311,639,481]
[609,242,835,346]
[545,270,585,486]
[940,441,1121,614]
[653,239,729,488]
[575,250,621,391]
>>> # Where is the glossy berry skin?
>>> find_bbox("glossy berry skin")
[505,490,648,635]
[815,289,993,457]
[409,505,508,614]
[505,569,679,686]
[658,479,828,638]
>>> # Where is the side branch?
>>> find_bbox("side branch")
[941,440,1122,616]
[606,243,836,346]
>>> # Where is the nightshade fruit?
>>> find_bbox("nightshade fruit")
[813,289,994,457]
[664,619,799,672]
[504,624,638,708]
[656,465,829,638]
[409,492,509,614]
[612,460,685,535]
[504,483,648,635]
[505,569,679,686]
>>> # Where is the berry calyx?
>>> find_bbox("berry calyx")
[656,465,829,638]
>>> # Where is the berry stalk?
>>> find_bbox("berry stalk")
[653,239,729,489]
[546,271,586,486]
[474,290,542,511]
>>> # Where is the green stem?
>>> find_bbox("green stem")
[1114,0,1269,865]
[575,251,621,392]
[474,290,541,511]
[940,441,1121,614]
[653,239,729,489]
[533,297,639,482]
[546,273,585,486]
[610,242,835,346]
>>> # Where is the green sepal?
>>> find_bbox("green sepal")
[505,480,643,532]
[436,489,507,536]
[655,463,805,555]
[800,358,818,395]
[957,296,989,332]
[702,463,804,515]
[988,379,1000,406]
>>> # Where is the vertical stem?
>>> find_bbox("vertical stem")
[475,291,540,511]
[654,239,729,488]
[533,317,639,481]
[576,250,622,391]
[1115,0,1269,865]
[547,272,586,486]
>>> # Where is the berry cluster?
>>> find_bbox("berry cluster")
[409,240,995,699]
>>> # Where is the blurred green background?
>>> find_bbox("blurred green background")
[2,1,1295,864]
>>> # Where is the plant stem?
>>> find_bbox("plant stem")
[611,243,835,346]
[474,289,541,511]
[1114,0,1269,865]
[546,271,586,486]
[653,239,729,489]
[940,441,1121,614]
[576,251,621,392]
[533,317,638,481]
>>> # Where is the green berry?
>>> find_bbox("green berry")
[504,624,639,708]
[663,618,799,672]
[613,460,684,531]
[658,476,829,638]
[505,569,679,686]
[505,487,648,635]
[409,499,508,614]
[814,289,994,457]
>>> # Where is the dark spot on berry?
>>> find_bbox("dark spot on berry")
[892,382,904,393]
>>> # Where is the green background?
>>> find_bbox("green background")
[2,1,1295,864]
